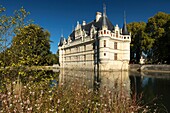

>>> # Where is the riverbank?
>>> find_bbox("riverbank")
[0,64,60,71]
[129,64,170,73]
[1,64,170,73]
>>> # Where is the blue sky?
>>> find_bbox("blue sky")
[1,0,170,53]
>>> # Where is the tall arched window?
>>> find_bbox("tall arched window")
[104,40,106,47]
[114,42,117,49]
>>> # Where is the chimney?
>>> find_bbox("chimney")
[82,21,86,26]
[96,12,102,22]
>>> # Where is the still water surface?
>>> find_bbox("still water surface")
[59,70,170,112]
[0,69,170,112]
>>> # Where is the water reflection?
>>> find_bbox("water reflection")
[129,71,170,112]
[0,69,169,112]
[59,69,170,112]
[59,69,130,97]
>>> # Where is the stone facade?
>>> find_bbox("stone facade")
[58,8,131,71]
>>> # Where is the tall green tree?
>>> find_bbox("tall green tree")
[157,20,170,63]
[127,22,154,63]
[146,12,170,63]
[11,24,51,66]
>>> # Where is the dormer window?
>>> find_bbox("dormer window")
[75,29,82,39]
[116,31,118,38]
[104,30,106,34]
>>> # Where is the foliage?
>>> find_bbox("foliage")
[0,48,12,66]
[46,54,59,65]
[145,12,170,63]
[10,24,51,66]
[127,12,170,64]
[0,69,164,113]
[56,49,59,64]
[0,6,30,52]
[0,5,58,67]
[157,20,170,63]
[0,5,30,67]
[127,22,154,63]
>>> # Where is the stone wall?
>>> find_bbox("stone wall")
[141,65,170,72]
[129,64,170,72]
[129,64,141,71]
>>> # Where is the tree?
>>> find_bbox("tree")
[145,12,170,63]
[0,5,30,67]
[158,20,170,63]
[127,22,154,63]
[45,54,59,65]
[56,49,59,64]
[11,24,51,66]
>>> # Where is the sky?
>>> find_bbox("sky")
[1,0,170,53]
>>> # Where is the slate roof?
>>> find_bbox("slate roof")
[122,23,129,35]
[69,16,114,41]
[58,36,64,46]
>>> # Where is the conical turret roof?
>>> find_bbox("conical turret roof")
[122,12,129,35]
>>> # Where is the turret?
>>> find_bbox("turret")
[122,12,129,35]
[58,34,64,47]
[102,3,108,29]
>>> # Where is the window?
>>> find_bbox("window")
[104,53,106,56]
[114,53,117,60]
[116,31,118,38]
[104,30,106,34]
[84,45,86,51]
[101,31,103,34]
[114,42,117,49]
[124,37,126,39]
[104,40,106,47]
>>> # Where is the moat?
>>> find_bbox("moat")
[0,69,169,112]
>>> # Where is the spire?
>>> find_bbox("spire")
[59,29,64,46]
[103,3,106,17]
[122,11,129,35]
[124,11,126,25]
[61,29,63,37]
[102,3,107,29]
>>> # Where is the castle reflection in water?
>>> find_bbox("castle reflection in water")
[57,69,170,112]
[58,69,131,96]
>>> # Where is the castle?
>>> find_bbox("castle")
[58,5,131,71]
